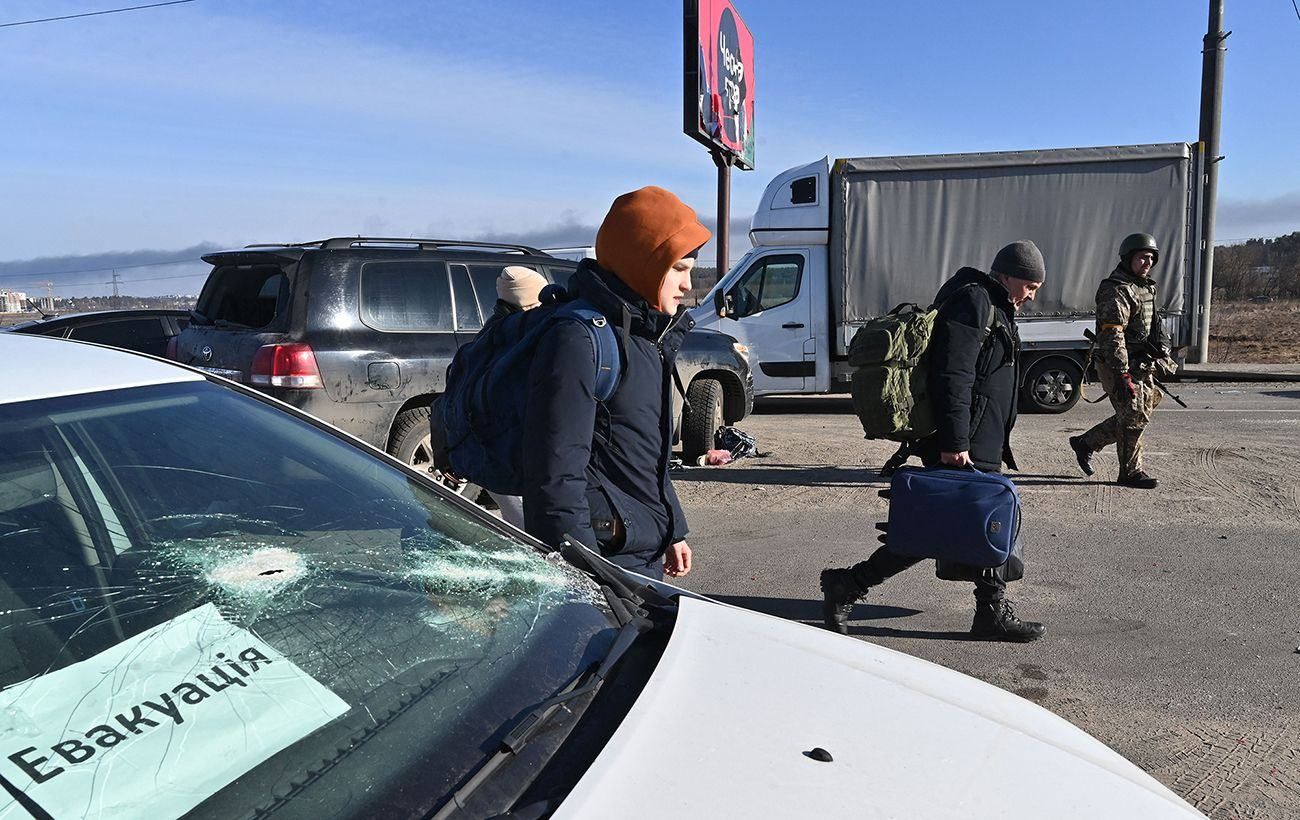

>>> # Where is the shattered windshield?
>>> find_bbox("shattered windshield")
[0,382,616,819]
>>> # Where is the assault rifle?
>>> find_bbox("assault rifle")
[1083,328,1188,409]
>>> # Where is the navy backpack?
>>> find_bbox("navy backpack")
[439,294,621,496]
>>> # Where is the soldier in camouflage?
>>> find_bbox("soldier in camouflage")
[1069,233,1176,489]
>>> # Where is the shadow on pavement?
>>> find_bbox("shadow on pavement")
[674,464,888,487]
[848,624,973,641]
[1261,390,1300,400]
[1008,474,1111,487]
[710,594,919,624]
[711,594,973,642]
[753,396,856,415]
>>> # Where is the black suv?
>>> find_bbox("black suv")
[171,238,752,464]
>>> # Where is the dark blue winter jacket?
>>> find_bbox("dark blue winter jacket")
[521,260,691,569]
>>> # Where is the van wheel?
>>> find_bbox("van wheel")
[1020,358,1082,414]
[682,378,724,460]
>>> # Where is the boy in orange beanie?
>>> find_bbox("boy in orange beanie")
[521,187,710,580]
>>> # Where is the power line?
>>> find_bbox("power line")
[0,256,205,282]
[2,271,205,290]
[0,0,196,29]
[1292,0,1300,22]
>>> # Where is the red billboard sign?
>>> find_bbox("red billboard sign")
[683,0,755,169]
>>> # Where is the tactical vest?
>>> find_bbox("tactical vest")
[1103,268,1158,347]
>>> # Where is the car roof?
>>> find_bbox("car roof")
[6,308,190,332]
[0,333,204,406]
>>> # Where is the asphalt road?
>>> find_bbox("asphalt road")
[671,382,1300,819]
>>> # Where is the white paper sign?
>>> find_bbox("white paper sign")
[0,603,349,819]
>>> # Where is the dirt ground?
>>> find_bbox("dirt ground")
[1209,300,1300,363]
[674,385,1300,818]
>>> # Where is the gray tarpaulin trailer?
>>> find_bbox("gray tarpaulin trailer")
[693,143,1203,413]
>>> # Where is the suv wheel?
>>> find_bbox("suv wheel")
[682,378,724,461]
[390,406,487,504]
[390,406,435,467]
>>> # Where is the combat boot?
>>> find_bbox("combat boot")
[1117,470,1159,489]
[820,568,866,635]
[970,600,1045,642]
[1067,435,1095,476]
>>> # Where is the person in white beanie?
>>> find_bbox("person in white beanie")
[495,266,548,314]
[484,266,550,529]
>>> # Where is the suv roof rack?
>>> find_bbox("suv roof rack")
[243,237,552,256]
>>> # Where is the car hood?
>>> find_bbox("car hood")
[555,596,1202,819]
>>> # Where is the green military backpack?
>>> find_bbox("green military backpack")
[848,286,996,442]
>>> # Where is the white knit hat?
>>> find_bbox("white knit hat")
[496,266,547,309]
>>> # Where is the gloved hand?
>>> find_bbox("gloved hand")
[1118,372,1138,400]
[1156,355,1179,378]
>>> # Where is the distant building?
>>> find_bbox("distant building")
[0,290,30,313]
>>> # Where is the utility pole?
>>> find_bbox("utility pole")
[1194,0,1227,363]
[713,149,733,280]
[111,269,122,309]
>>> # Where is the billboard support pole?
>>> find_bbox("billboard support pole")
[713,148,733,275]
[1194,0,1227,364]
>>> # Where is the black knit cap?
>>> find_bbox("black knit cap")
[990,240,1046,283]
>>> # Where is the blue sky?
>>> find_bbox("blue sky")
[1,0,1298,296]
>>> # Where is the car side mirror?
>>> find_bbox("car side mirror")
[714,289,728,318]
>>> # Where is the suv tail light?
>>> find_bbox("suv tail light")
[250,343,323,388]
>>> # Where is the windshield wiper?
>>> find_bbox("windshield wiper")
[556,534,675,625]
[430,615,653,819]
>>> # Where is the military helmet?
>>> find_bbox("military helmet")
[1118,232,1160,264]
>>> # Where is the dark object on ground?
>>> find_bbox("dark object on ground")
[970,600,1046,642]
[169,238,752,470]
[714,425,759,459]
[1068,435,1095,476]
[5,308,189,357]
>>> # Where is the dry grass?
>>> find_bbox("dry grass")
[1209,299,1300,363]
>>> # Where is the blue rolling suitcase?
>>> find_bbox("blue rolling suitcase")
[880,467,1020,568]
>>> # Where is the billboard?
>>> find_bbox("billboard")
[683,0,755,170]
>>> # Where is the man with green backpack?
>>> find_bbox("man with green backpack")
[821,241,1048,642]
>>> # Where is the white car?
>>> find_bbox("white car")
[0,334,1202,819]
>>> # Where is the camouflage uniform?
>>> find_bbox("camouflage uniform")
[1080,266,1171,476]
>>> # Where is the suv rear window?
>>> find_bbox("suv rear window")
[360,261,453,331]
[196,265,289,329]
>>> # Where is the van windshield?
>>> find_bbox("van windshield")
[0,381,615,819]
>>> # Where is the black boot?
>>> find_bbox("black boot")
[1117,470,1159,489]
[970,600,1045,642]
[820,568,865,635]
[1067,435,1095,476]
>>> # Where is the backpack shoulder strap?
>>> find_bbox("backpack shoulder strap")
[556,302,622,402]
[935,281,999,337]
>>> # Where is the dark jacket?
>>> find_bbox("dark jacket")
[919,267,1020,471]
[521,260,691,568]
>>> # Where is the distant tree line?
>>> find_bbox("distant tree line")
[1213,231,1300,301]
